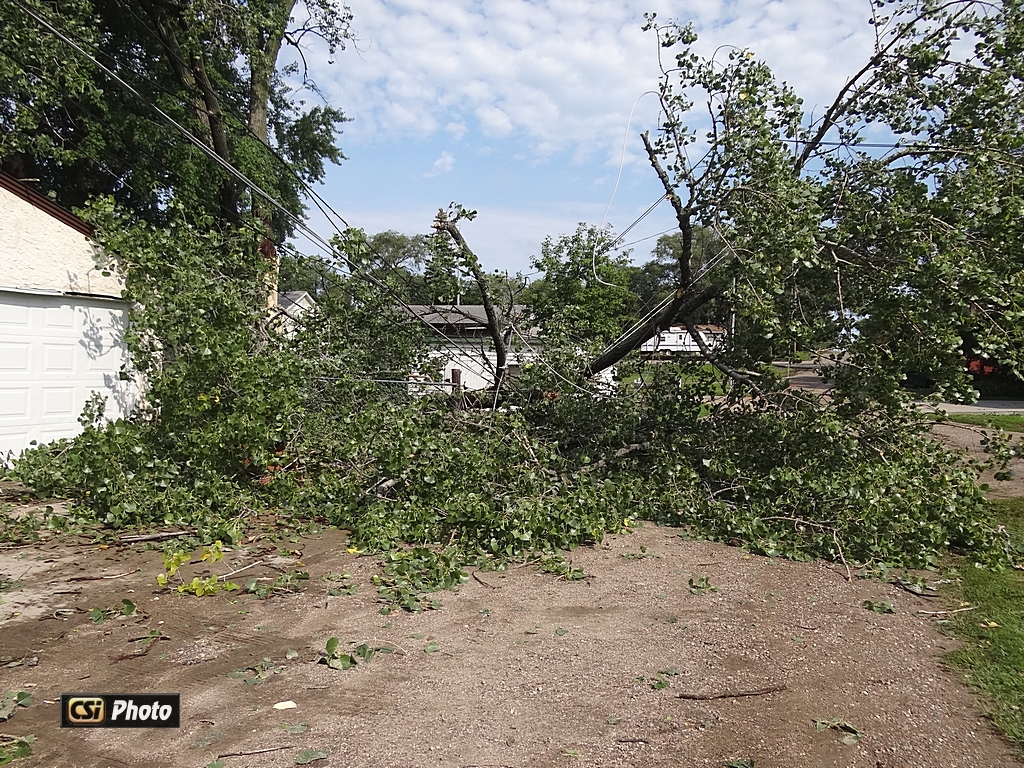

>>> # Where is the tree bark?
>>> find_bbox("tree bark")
[433,210,508,392]
[137,0,239,225]
[586,284,720,376]
[585,132,718,377]
[246,1,299,307]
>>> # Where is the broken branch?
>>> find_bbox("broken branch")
[676,684,786,700]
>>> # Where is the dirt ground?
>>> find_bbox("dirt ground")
[929,422,1024,499]
[0,511,1020,768]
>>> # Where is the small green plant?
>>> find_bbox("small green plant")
[319,637,393,670]
[537,554,586,581]
[862,598,896,614]
[688,576,718,595]
[228,657,285,685]
[178,575,240,596]
[155,544,240,596]
[87,599,139,624]
[812,717,862,745]
[155,550,192,586]
[0,733,34,764]
[0,505,43,545]
[295,749,330,765]
[0,691,31,722]
[322,572,358,596]
[648,675,670,690]
[373,548,467,612]
[622,546,654,561]
[245,570,309,599]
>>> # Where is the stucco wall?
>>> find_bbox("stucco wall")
[0,184,123,297]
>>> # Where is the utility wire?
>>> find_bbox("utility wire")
[10,0,498,385]
[38,0,512,361]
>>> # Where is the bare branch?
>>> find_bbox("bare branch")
[682,315,763,397]
[432,209,507,392]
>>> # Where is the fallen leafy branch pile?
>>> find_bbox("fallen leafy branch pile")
[10,204,1015,575]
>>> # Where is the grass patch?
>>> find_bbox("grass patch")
[929,413,1024,432]
[944,498,1024,754]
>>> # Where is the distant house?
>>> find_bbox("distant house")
[0,172,139,463]
[639,324,726,356]
[405,304,537,391]
[272,290,315,336]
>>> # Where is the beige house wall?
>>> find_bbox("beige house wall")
[0,183,123,297]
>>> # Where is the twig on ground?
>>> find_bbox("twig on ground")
[916,606,977,616]
[110,639,163,663]
[117,531,191,543]
[833,531,852,582]
[676,684,786,700]
[216,745,295,759]
[220,560,266,579]
[127,633,169,643]
[472,571,497,589]
[67,569,139,582]
[616,738,649,744]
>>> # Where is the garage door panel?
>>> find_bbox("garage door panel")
[0,342,30,371]
[0,303,29,325]
[1,291,138,461]
[43,343,76,372]
[0,389,29,418]
[42,387,75,417]
[44,304,75,328]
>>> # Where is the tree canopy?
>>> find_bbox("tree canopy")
[9,1,1024,592]
[607,0,1023,404]
[0,0,351,238]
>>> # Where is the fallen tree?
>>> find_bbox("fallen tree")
[588,0,1024,406]
[10,1,1024,590]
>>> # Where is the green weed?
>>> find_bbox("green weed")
[943,498,1024,755]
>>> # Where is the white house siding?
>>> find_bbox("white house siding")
[639,325,726,354]
[430,345,502,392]
[0,176,137,464]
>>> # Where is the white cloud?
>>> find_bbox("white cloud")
[286,1,888,274]
[424,150,455,178]
[445,121,468,140]
[475,105,514,137]
[297,1,875,163]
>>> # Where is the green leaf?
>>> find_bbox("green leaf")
[423,642,440,654]
[280,722,309,734]
[295,748,330,764]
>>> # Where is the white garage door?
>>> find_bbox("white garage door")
[0,290,138,463]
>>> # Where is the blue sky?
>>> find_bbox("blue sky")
[289,0,878,274]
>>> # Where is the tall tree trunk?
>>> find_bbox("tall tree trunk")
[433,210,508,392]
[137,0,239,225]
[246,0,299,308]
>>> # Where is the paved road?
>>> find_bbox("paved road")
[773,361,1024,414]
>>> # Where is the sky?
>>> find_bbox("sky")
[289,0,880,274]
